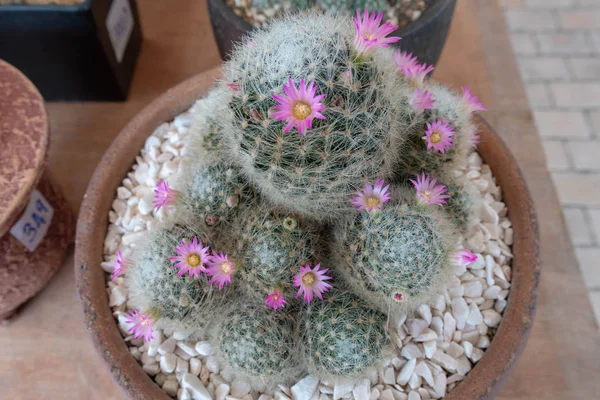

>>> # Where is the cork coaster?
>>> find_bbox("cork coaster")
[0,59,49,238]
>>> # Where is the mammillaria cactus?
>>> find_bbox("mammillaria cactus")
[127,221,231,337]
[334,201,460,312]
[299,290,391,379]
[232,208,320,306]
[120,8,486,392]
[218,11,402,219]
[212,302,303,390]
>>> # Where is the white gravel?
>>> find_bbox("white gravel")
[101,100,514,399]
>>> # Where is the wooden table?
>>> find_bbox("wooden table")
[1,0,599,399]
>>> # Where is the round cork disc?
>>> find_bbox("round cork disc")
[0,59,49,238]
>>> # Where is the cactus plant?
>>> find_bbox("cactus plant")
[441,176,480,234]
[218,12,403,220]
[299,290,391,379]
[120,9,488,392]
[128,220,231,337]
[232,208,320,304]
[212,302,303,390]
[334,203,458,312]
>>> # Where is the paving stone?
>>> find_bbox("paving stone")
[534,111,590,139]
[563,208,594,246]
[537,32,594,54]
[510,33,538,55]
[518,57,569,81]
[542,140,570,171]
[569,58,600,80]
[577,248,600,289]
[588,291,600,328]
[525,84,553,108]
[505,9,558,31]
[567,141,600,170]
[552,173,600,206]
[559,9,600,29]
[551,83,600,108]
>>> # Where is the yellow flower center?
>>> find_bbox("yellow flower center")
[430,131,442,144]
[364,34,376,40]
[272,294,280,301]
[421,190,431,200]
[302,272,316,285]
[366,196,381,209]
[220,261,232,274]
[187,253,201,267]
[292,101,312,120]
[141,319,148,326]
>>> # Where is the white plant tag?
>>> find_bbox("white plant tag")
[106,0,134,63]
[10,190,54,252]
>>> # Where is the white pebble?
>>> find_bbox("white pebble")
[416,305,432,324]
[431,295,445,312]
[405,319,428,338]
[352,379,370,400]
[160,354,177,374]
[414,362,434,386]
[415,329,437,342]
[462,341,473,358]
[451,298,469,330]
[177,342,200,357]
[216,384,230,400]
[143,363,160,376]
[397,359,416,385]
[407,392,420,400]
[163,380,179,397]
[433,373,447,398]
[231,379,251,397]
[423,340,436,359]
[483,285,501,299]
[431,351,457,373]
[109,285,127,306]
[467,303,483,326]
[383,367,396,385]
[333,379,354,400]
[505,228,514,245]
[179,388,192,400]
[380,389,394,400]
[138,193,154,215]
[495,299,507,313]
[158,337,178,355]
[401,344,423,360]
[177,357,189,374]
[291,376,319,400]
[482,310,502,327]
[456,356,472,375]
[181,373,211,400]
[443,313,456,343]
[195,341,214,356]
[463,281,483,298]
[189,358,201,376]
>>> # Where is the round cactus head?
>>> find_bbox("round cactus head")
[233,207,320,307]
[334,202,458,312]
[213,302,303,390]
[300,290,390,379]
[219,12,403,219]
[128,220,231,337]
[441,176,480,234]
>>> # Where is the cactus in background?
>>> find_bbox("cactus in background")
[334,203,458,312]
[299,290,390,379]
[233,208,320,305]
[212,302,303,390]
[128,221,231,337]
[219,12,403,220]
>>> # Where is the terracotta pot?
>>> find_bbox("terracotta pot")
[74,69,540,399]
[208,0,457,68]
[0,59,74,321]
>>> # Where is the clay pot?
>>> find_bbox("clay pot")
[74,69,539,399]
[0,59,74,321]
[208,0,457,68]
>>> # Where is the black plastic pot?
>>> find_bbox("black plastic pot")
[208,0,457,67]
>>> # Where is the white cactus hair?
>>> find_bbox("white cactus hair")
[332,201,459,314]
[209,301,304,391]
[218,11,405,220]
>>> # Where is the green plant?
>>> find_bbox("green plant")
[299,290,391,379]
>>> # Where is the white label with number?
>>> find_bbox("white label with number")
[106,0,134,63]
[10,190,54,252]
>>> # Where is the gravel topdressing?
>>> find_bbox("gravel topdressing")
[102,95,513,400]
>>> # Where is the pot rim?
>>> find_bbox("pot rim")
[74,69,539,400]
[210,0,457,37]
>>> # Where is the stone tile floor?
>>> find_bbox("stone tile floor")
[500,0,600,326]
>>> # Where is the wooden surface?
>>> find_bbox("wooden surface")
[1,0,599,399]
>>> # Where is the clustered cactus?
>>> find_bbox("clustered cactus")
[115,9,486,391]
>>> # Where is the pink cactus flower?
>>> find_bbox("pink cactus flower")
[169,236,211,278]
[422,119,456,154]
[350,179,391,213]
[153,180,178,211]
[453,249,478,265]
[271,78,326,135]
[205,252,234,290]
[462,87,487,111]
[393,293,405,303]
[393,50,434,85]
[124,309,155,343]
[353,8,401,57]
[111,250,126,281]
[265,289,288,311]
[226,82,240,94]
[470,129,481,149]
[293,264,333,303]
[410,173,450,206]
[411,88,435,111]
